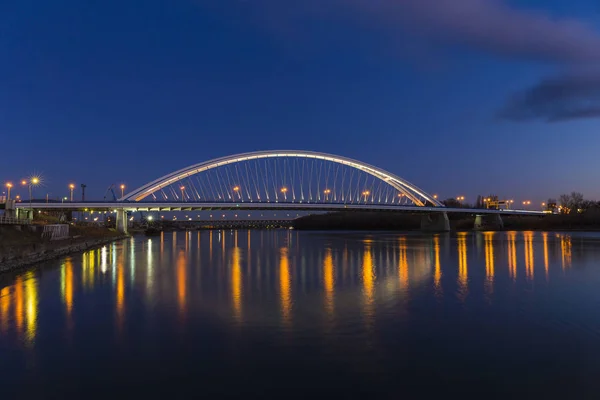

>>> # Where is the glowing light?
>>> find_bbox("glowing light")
[280,187,288,193]
[323,249,334,316]
[177,250,187,313]
[362,243,375,318]
[69,184,75,189]
[457,233,468,301]
[484,232,495,297]
[433,236,441,294]
[233,186,240,192]
[508,232,517,280]
[231,247,242,320]
[279,247,291,323]
[399,237,408,290]
[6,182,12,188]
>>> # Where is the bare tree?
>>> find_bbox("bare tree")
[559,194,571,213]
[570,192,584,211]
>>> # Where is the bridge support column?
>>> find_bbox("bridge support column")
[116,208,128,234]
[421,212,450,232]
[474,214,504,231]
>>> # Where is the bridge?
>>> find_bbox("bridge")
[6,150,544,233]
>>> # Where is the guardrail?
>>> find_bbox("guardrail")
[0,216,31,225]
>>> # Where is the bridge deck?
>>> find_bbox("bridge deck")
[15,202,546,216]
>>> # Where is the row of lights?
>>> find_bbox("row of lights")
[178,186,416,201]
[3,181,126,202]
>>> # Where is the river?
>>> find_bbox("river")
[1,230,600,397]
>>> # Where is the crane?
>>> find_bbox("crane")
[103,184,118,201]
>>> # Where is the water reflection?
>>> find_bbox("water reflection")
[507,232,517,281]
[484,232,495,297]
[279,247,291,324]
[61,258,74,315]
[524,232,535,280]
[457,233,468,301]
[24,272,37,344]
[323,248,334,316]
[559,234,572,270]
[0,286,9,333]
[231,247,242,321]
[362,242,375,319]
[2,230,600,352]
[433,236,442,296]
[177,250,187,315]
[543,233,549,279]
[399,237,408,290]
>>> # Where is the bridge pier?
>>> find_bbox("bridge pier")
[474,214,504,231]
[421,212,450,232]
[115,208,128,234]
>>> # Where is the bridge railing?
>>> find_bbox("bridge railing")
[0,216,31,225]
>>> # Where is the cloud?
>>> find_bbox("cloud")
[498,74,600,122]
[246,0,600,121]
[249,0,600,64]
[356,0,600,64]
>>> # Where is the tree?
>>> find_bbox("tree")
[559,194,571,214]
[570,192,584,212]
[442,198,462,208]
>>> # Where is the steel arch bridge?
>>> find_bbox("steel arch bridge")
[122,150,443,208]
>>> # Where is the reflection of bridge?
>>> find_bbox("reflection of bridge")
[7,150,545,233]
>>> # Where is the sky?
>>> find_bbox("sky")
[2,0,600,204]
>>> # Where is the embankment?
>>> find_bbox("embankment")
[293,211,600,231]
[0,225,127,273]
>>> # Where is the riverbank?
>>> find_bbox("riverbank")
[0,225,127,273]
[292,211,600,231]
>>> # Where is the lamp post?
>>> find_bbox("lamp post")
[69,184,75,202]
[180,186,185,202]
[22,177,40,216]
[362,190,370,202]
[5,182,12,200]
[120,184,125,198]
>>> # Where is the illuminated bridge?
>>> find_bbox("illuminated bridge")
[9,150,544,232]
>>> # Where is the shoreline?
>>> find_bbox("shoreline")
[0,234,128,274]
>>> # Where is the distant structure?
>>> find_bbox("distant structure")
[484,195,513,210]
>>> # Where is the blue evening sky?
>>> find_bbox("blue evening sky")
[2,0,600,203]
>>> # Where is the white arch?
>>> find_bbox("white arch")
[122,150,443,207]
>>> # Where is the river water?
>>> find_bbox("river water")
[1,230,600,398]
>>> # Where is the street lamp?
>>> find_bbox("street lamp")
[324,189,331,201]
[69,183,75,202]
[5,182,12,200]
[180,186,185,201]
[23,177,40,212]
[362,190,370,201]
[120,184,125,198]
